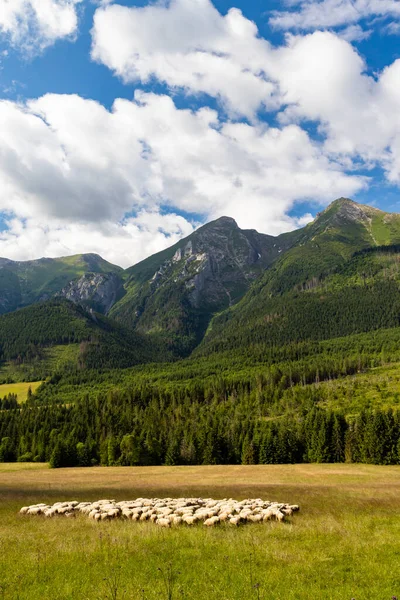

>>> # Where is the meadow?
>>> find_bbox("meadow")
[0,381,42,403]
[1,463,400,599]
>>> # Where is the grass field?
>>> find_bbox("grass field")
[1,464,400,600]
[0,381,43,402]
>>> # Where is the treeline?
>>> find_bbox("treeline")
[1,386,400,466]
[0,393,20,410]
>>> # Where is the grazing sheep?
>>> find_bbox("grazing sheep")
[204,516,220,527]
[157,518,171,528]
[27,507,43,516]
[20,497,299,527]
[247,514,262,523]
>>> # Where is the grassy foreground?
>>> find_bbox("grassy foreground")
[0,464,399,600]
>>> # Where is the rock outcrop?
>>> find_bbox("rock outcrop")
[56,272,124,314]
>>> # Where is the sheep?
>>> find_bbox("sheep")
[182,515,197,525]
[204,516,220,527]
[20,497,299,527]
[248,514,263,523]
[27,507,43,516]
[107,509,120,519]
[274,511,285,522]
[156,518,171,528]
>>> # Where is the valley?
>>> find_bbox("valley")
[2,199,400,468]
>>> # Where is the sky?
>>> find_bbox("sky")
[0,0,400,267]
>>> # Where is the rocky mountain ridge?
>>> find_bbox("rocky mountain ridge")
[2,198,400,356]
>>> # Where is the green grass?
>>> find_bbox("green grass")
[273,361,400,419]
[0,381,43,402]
[1,464,400,599]
[0,345,80,384]
[312,362,400,414]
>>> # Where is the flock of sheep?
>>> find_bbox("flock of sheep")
[20,497,300,527]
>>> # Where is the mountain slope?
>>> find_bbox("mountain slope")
[197,199,400,356]
[260,197,400,296]
[0,299,166,370]
[0,253,123,315]
[109,216,296,355]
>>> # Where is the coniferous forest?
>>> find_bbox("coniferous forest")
[3,199,400,467]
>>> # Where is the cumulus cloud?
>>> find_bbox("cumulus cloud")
[90,1,400,187]
[0,211,195,268]
[0,0,83,53]
[1,0,400,267]
[269,32,400,181]
[269,0,400,32]
[0,91,365,266]
[91,0,276,118]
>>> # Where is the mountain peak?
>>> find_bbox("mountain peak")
[206,216,239,228]
[314,197,378,228]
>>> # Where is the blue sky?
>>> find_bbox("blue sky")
[0,0,400,267]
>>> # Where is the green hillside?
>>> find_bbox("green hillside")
[198,199,400,356]
[0,299,167,373]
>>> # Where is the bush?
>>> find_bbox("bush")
[17,452,34,462]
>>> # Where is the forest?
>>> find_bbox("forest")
[2,323,400,467]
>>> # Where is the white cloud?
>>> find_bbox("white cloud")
[91,0,276,118]
[0,211,195,268]
[1,0,400,267]
[269,32,400,181]
[0,91,365,266]
[90,1,400,188]
[0,0,83,53]
[269,0,400,32]
[338,24,372,42]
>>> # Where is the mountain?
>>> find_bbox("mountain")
[197,198,400,356]
[260,197,400,296]
[0,253,124,315]
[109,216,296,355]
[3,198,400,359]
